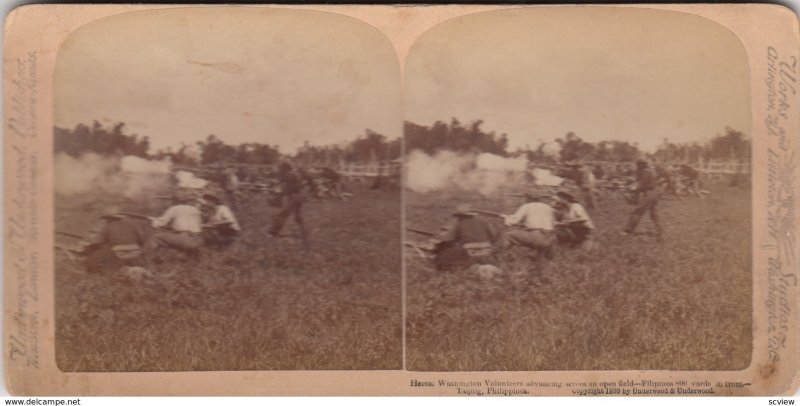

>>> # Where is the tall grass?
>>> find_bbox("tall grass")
[55,188,402,371]
[406,183,752,371]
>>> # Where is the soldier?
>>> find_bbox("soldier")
[679,164,704,197]
[222,166,240,211]
[269,162,307,239]
[622,159,663,240]
[553,190,596,250]
[319,166,344,199]
[655,164,680,200]
[500,192,557,265]
[433,203,499,272]
[201,193,241,247]
[578,163,599,210]
[147,194,204,259]
[84,207,148,273]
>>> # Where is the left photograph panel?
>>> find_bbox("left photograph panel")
[52,7,403,371]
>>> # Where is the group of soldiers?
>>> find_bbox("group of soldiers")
[210,163,349,209]
[61,162,319,277]
[413,187,597,273]
[412,159,710,274]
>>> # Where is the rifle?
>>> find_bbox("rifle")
[117,212,155,221]
[555,219,589,227]
[406,227,436,237]
[404,241,434,251]
[56,230,85,240]
[472,209,505,218]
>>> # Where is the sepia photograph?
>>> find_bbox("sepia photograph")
[404,8,753,371]
[2,3,797,396]
[51,7,403,371]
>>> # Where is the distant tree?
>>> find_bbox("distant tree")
[404,119,511,156]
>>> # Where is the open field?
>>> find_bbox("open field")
[55,186,402,371]
[406,182,752,371]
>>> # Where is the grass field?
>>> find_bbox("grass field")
[55,186,402,371]
[405,182,752,371]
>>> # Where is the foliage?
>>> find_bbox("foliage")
[295,129,402,165]
[55,122,398,167]
[405,119,509,156]
[653,127,751,163]
[55,121,150,158]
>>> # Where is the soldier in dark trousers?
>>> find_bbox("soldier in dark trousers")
[85,207,148,273]
[622,159,663,240]
[433,203,499,272]
[269,163,307,239]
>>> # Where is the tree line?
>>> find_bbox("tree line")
[405,118,750,164]
[54,121,401,166]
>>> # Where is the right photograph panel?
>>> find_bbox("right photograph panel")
[404,7,752,371]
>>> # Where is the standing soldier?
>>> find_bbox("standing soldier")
[269,162,307,239]
[622,159,663,240]
[500,192,557,266]
[222,166,240,211]
[578,163,599,210]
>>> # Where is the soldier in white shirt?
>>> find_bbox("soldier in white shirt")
[500,192,557,262]
[553,190,596,250]
[147,194,204,258]
[201,193,241,246]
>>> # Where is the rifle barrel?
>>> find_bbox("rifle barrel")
[117,212,154,221]
[473,209,504,218]
[406,227,435,237]
[56,230,84,240]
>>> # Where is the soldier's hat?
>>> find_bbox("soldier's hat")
[453,203,476,217]
[171,191,195,203]
[523,191,549,201]
[556,190,578,202]
[202,193,221,204]
[100,206,123,220]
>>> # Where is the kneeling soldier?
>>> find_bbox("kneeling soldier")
[553,190,596,251]
[201,193,241,246]
[500,192,557,265]
[85,207,148,273]
[433,203,498,272]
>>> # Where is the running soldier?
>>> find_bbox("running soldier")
[622,160,663,240]
[269,162,307,239]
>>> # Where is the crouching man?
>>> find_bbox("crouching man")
[201,193,241,247]
[500,192,557,267]
[147,194,204,260]
[553,190,596,251]
[85,207,148,273]
[433,203,498,272]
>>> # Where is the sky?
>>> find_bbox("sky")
[404,7,751,153]
[55,7,402,154]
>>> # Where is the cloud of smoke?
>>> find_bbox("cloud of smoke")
[531,167,564,187]
[55,153,172,198]
[406,150,531,195]
[175,170,209,189]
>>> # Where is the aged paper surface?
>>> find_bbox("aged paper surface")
[3,4,799,395]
